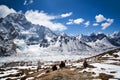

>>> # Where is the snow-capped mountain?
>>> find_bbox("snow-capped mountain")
[0,12,120,57]
[77,33,107,42]
[45,34,93,53]
[108,32,120,46]
[0,12,56,56]
[77,33,120,52]
[109,31,120,38]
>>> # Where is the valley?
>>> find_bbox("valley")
[0,48,120,80]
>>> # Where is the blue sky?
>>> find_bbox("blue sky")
[0,0,120,35]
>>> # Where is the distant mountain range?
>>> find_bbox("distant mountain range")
[0,12,120,56]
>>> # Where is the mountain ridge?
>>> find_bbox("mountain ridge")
[0,12,120,58]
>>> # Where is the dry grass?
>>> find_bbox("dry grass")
[1,48,120,80]
[36,68,95,80]
[99,73,113,80]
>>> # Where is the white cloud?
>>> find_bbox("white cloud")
[24,0,27,5]
[101,19,114,30]
[95,14,106,22]
[101,22,111,30]
[94,14,114,30]
[93,23,99,26]
[66,21,73,25]
[66,18,84,25]
[84,21,90,27]
[0,5,16,18]
[74,18,84,24]
[66,19,73,25]
[61,12,72,18]
[25,10,67,31]
[23,0,34,5]
[107,18,114,23]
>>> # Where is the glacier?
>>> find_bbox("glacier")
[0,12,120,63]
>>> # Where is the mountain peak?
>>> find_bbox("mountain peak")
[4,11,26,23]
[0,12,120,57]
[109,31,120,38]
[59,32,68,37]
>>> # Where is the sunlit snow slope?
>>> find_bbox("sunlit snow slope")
[0,12,120,62]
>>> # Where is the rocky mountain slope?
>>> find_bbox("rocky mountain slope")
[0,12,56,56]
[0,12,120,61]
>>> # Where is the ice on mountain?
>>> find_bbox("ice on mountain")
[0,12,120,63]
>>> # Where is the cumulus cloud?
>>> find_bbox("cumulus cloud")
[93,23,99,26]
[84,21,90,27]
[94,14,114,30]
[61,12,72,18]
[95,14,106,22]
[25,10,67,31]
[24,0,34,5]
[67,18,84,25]
[74,18,84,24]
[0,5,16,18]
[66,19,73,25]
[101,19,114,30]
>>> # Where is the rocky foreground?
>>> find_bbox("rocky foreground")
[0,48,120,80]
